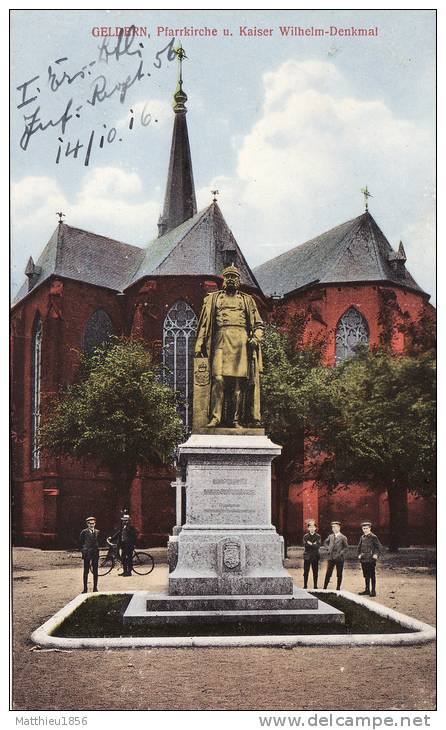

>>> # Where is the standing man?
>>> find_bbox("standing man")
[357,521,382,597]
[303,519,321,589]
[110,512,138,577]
[323,521,348,590]
[79,516,100,593]
[194,264,264,429]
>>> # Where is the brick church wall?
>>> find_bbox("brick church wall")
[269,282,435,548]
[11,273,435,548]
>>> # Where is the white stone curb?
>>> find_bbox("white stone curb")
[30,589,436,649]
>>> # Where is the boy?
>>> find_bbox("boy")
[303,519,321,589]
[79,516,100,593]
[323,521,348,590]
[357,521,382,597]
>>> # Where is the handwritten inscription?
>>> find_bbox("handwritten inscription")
[16,27,176,165]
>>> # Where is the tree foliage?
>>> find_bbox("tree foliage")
[261,323,325,483]
[39,338,184,472]
[311,346,436,500]
[261,317,436,548]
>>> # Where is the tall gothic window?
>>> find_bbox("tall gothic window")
[82,310,115,354]
[163,301,198,429]
[31,315,42,470]
[335,307,369,363]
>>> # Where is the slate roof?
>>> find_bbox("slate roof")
[13,202,261,305]
[127,202,260,290]
[13,224,145,305]
[253,212,425,297]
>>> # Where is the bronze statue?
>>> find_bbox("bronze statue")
[193,265,264,429]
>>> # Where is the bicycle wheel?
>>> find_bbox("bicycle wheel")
[132,551,155,575]
[95,549,115,576]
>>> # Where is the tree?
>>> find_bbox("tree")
[311,347,436,550]
[261,317,436,552]
[39,338,184,513]
[261,322,325,545]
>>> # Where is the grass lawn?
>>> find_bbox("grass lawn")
[51,592,413,638]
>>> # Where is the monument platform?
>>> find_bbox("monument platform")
[123,589,345,628]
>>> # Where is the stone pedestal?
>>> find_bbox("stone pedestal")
[123,430,345,631]
[168,432,293,596]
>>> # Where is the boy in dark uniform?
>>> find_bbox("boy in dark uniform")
[79,516,100,593]
[323,521,348,590]
[303,519,321,589]
[357,521,382,597]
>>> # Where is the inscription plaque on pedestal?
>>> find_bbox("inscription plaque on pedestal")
[168,433,294,596]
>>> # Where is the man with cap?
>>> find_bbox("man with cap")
[79,516,100,593]
[302,519,321,589]
[194,264,264,428]
[109,511,138,577]
[357,521,383,597]
[323,521,348,590]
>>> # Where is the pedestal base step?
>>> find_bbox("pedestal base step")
[144,587,317,612]
[123,590,345,629]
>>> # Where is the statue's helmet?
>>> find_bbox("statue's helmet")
[222,264,241,280]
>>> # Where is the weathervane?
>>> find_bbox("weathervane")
[56,211,65,225]
[211,189,219,203]
[172,43,188,113]
[173,43,187,83]
[361,186,372,212]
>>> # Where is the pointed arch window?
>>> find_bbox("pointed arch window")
[31,315,42,470]
[82,310,115,354]
[163,301,198,429]
[335,307,369,363]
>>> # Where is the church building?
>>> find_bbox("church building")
[11,63,435,549]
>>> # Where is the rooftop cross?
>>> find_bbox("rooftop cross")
[361,186,373,212]
[56,211,65,224]
[211,189,219,203]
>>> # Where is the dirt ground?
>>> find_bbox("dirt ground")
[12,547,436,711]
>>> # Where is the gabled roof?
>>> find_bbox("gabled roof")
[127,202,260,290]
[13,224,145,305]
[253,212,425,297]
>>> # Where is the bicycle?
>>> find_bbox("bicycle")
[92,539,155,576]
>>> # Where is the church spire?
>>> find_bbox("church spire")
[158,44,197,237]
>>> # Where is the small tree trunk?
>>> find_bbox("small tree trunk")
[113,466,137,520]
[387,483,409,551]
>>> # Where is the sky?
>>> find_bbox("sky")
[10,8,436,301]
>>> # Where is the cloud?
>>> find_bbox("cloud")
[197,59,435,299]
[11,166,160,295]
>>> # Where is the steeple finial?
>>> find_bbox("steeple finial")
[25,256,42,292]
[397,240,407,261]
[173,44,188,113]
[361,185,372,212]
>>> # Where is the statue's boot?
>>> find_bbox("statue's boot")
[207,376,224,427]
[232,382,243,428]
